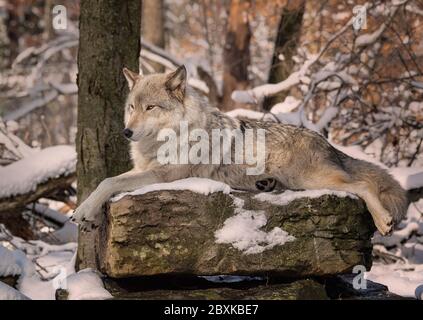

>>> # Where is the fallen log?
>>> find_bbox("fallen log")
[0,173,75,213]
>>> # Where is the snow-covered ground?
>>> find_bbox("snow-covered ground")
[0,234,110,300]
[366,198,423,299]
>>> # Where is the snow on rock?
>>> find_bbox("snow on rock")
[254,189,356,206]
[0,282,29,300]
[65,269,112,300]
[215,196,295,254]
[214,210,295,254]
[0,245,21,277]
[0,145,76,198]
[112,178,231,202]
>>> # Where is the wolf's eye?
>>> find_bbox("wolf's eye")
[146,105,158,111]
[128,104,135,112]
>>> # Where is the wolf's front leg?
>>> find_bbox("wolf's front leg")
[72,166,191,231]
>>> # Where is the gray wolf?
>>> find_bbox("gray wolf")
[72,65,408,235]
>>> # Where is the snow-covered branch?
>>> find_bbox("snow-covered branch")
[2,33,78,121]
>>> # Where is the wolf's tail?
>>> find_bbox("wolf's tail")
[342,156,408,223]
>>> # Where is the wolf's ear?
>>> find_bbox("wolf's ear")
[165,65,187,102]
[123,67,141,90]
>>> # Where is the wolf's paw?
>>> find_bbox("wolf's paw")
[71,201,103,232]
[375,215,393,236]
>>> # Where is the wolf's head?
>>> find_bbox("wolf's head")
[122,65,188,141]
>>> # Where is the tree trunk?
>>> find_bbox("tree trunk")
[76,0,141,270]
[0,5,10,69]
[221,0,252,111]
[42,0,54,41]
[141,0,165,73]
[262,3,304,111]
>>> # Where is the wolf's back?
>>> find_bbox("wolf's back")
[341,155,408,223]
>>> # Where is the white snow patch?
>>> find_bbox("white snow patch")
[0,245,21,277]
[226,107,303,127]
[0,282,29,300]
[230,90,257,104]
[355,24,386,47]
[66,269,112,300]
[14,247,111,300]
[368,198,423,299]
[0,228,88,300]
[226,109,266,120]
[231,56,316,104]
[112,178,231,202]
[17,250,78,300]
[254,189,356,206]
[0,145,76,198]
[366,263,423,299]
[215,195,295,254]
[270,96,301,113]
[12,249,55,300]
[31,203,78,243]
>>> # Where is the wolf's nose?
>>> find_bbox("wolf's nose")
[123,128,133,138]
